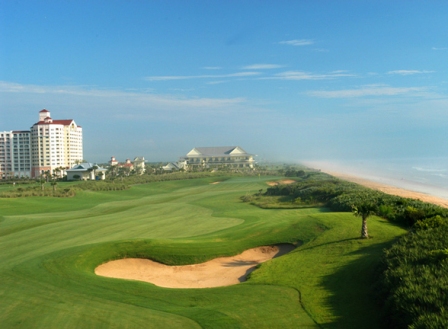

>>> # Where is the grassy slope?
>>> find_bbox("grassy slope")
[0,176,406,328]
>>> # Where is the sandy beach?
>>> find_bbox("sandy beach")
[301,160,448,209]
[324,171,448,209]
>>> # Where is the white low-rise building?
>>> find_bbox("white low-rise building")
[66,163,106,181]
[181,146,255,169]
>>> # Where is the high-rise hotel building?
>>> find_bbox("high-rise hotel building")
[0,109,83,179]
[0,130,31,178]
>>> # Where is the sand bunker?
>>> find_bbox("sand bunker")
[267,179,296,186]
[95,244,295,288]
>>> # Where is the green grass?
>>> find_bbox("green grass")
[0,176,406,328]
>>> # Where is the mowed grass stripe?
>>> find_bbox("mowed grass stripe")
[0,178,251,239]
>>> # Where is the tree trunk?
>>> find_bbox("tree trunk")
[361,217,368,239]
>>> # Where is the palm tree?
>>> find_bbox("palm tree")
[44,170,51,182]
[38,172,46,191]
[87,167,94,180]
[352,201,377,239]
[92,165,99,180]
[50,173,58,192]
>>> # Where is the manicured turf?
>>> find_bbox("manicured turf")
[0,176,406,328]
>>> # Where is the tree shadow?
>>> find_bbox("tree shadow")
[298,238,360,252]
[318,239,399,329]
[222,260,259,267]
[238,267,258,282]
[231,243,297,283]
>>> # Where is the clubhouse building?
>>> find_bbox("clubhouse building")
[179,146,255,170]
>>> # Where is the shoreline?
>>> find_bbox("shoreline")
[324,170,448,209]
[302,160,448,208]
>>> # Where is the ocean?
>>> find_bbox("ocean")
[303,157,448,200]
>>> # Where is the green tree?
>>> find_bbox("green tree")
[50,174,58,192]
[352,201,377,239]
[38,172,46,191]
[92,165,99,179]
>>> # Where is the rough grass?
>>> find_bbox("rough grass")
[0,176,406,328]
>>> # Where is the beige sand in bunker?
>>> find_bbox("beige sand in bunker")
[95,244,295,289]
[266,179,296,186]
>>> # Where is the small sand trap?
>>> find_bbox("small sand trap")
[95,244,295,288]
[267,179,296,186]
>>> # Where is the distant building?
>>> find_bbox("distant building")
[30,109,83,178]
[121,159,134,172]
[0,130,31,178]
[108,156,146,175]
[162,160,187,171]
[109,156,119,166]
[181,146,255,169]
[133,156,146,174]
[1,109,83,179]
[66,163,107,181]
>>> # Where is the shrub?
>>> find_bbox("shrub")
[380,218,448,328]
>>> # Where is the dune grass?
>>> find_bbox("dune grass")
[0,176,406,328]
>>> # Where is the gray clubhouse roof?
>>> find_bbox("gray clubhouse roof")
[66,163,106,172]
[185,146,253,158]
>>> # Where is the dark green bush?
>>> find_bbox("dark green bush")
[380,218,448,328]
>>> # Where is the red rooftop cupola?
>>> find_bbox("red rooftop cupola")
[39,109,51,122]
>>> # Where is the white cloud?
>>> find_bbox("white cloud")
[307,85,427,98]
[241,64,284,70]
[267,70,355,81]
[144,71,260,81]
[0,81,247,111]
[387,70,434,75]
[279,39,314,46]
[206,80,227,85]
[432,47,448,51]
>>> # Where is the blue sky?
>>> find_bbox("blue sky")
[1,1,448,164]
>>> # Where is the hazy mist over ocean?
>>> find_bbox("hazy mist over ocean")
[304,157,448,199]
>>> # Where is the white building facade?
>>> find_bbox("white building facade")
[0,109,83,179]
[0,131,32,179]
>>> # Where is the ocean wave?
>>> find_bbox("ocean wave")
[431,173,448,179]
[412,166,447,173]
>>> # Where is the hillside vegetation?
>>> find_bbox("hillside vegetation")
[244,171,448,328]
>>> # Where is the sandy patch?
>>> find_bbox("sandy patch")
[267,179,296,186]
[328,171,448,209]
[210,181,221,184]
[95,244,295,288]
